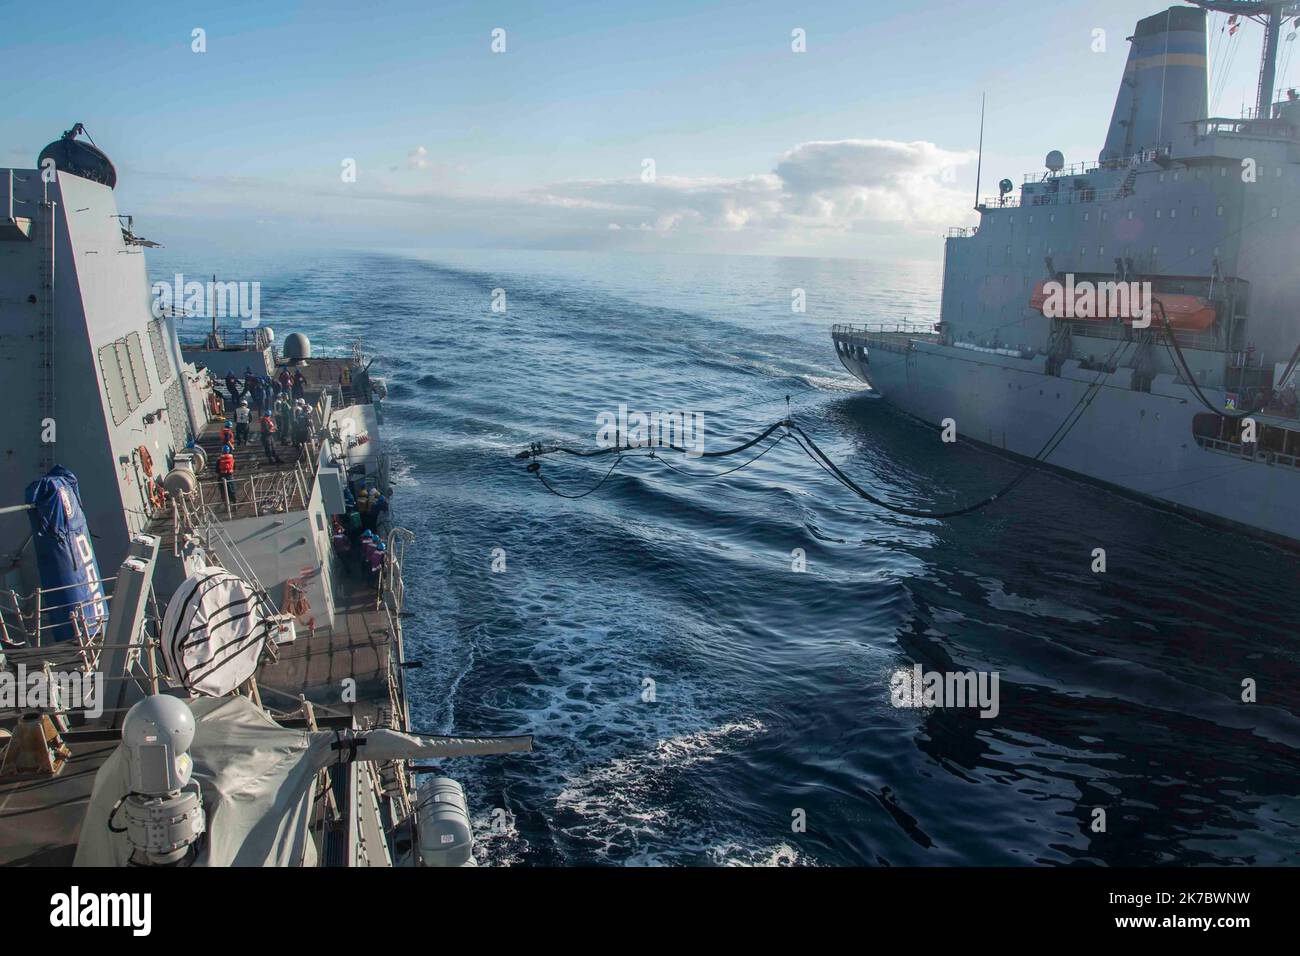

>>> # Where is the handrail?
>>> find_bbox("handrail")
[376,526,415,733]
[191,502,281,614]
[833,321,939,336]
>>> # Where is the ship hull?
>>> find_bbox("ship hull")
[834,338,1300,548]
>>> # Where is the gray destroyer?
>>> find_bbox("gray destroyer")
[833,1,1300,546]
[0,127,528,866]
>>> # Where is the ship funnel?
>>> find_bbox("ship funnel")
[1100,6,1207,163]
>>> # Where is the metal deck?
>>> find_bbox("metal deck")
[0,355,403,866]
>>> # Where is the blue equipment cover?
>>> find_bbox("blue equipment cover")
[24,466,107,643]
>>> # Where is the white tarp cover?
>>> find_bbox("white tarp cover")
[76,696,320,867]
[75,695,534,867]
[162,567,268,697]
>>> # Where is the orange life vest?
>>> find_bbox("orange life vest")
[217,453,236,476]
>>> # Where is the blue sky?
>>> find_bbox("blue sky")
[2,0,1293,260]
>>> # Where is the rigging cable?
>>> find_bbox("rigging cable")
[1156,299,1300,420]
[520,338,1132,516]
[780,338,1132,519]
[530,455,626,499]
[646,433,787,479]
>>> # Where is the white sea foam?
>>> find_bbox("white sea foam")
[551,718,797,864]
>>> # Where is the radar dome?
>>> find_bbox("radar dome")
[283,332,312,364]
[37,124,116,189]
[1045,150,1065,173]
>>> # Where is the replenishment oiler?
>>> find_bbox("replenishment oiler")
[0,126,529,867]
[832,1,1300,547]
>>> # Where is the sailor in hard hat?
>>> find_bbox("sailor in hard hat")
[234,398,252,447]
[216,443,237,503]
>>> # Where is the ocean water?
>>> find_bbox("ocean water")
[152,247,1300,867]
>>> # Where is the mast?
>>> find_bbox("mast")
[1186,1,1294,116]
[1256,4,1284,115]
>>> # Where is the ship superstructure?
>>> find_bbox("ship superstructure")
[833,2,1300,545]
[0,127,527,866]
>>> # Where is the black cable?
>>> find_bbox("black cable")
[1158,298,1300,421]
[533,455,627,499]
[532,434,786,498]
[517,419,788,461]
[648,435,786,479]
[107,792,138,833]
[521,333,1131,516]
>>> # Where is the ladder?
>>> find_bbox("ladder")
[1118,167,1139,198]
[37,199,56,472]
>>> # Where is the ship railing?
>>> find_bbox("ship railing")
[191,502,281,614]
[1024,159,1103,183]
[1194,116,1297,141]
[833,321,939,337]
[947,226,977,238]
[1064,318,1224,353]
[1195,435,1300,469]
[1019,147,1171,186]
[0,576,119,649]
[376,527,416,736]
[0,642,167,720]
[257,682,353,722]
[197,468,309,523]
[5,170,33,221]
[0,579,171,717]
[1012,184,1134,208]
[175,323,274,352]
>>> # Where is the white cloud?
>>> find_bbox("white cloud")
[124,137,979,258]
[525,139,977,241]
[407,145,429,169]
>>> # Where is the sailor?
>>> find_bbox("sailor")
[224,371,241,410]
[234,399,252,446]
[367,538,386,588]
[249,376,265,414]
[275,393,292,444]
[331,519,353,574]
[217,444,237,503]
[371,493,389,530]
[291,369,307,402]
[220,420,235,448]
[292,399,315,452]
[259,411,282,464]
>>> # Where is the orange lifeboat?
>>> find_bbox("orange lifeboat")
[1028,280,1215,331]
